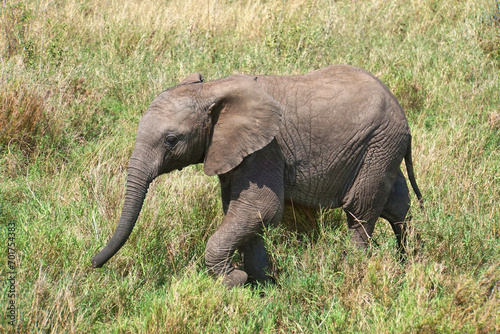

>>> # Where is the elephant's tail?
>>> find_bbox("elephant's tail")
[404,138,423,209]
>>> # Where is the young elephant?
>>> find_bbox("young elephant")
[91,65,422,288]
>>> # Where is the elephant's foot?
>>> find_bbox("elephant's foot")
[222,269,248,289]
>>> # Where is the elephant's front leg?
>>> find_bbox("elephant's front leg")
[239,235,273,284]
[205,190,283,287]
[204,217,250,288]
[205,153,284,288]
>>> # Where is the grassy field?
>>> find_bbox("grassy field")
[1,0,499,332]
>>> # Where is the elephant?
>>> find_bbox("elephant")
[91,65,422,288]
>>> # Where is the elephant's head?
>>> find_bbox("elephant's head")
[91,73,282,268]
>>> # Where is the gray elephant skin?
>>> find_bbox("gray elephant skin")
[91,65,422,288]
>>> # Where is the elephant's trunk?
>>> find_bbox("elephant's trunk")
[91,157,153,268]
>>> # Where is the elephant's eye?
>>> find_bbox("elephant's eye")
[164,135,179,147]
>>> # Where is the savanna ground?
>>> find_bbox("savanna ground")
[0,0,499,332]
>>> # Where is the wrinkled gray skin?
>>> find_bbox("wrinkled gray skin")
[92,65,422,288]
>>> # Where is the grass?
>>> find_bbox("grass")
[0,0,499,332]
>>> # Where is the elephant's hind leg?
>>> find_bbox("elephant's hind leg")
[342,147,404,250]
[344,210,378,249]
[381,169,411,256]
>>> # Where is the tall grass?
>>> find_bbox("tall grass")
[1,0,499,332]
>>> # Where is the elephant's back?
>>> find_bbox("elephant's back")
[257,66,410,208]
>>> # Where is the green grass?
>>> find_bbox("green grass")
[1,0,499,332]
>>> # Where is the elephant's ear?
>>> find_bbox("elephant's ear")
[203,76,283,176]
[179,73,204,85]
